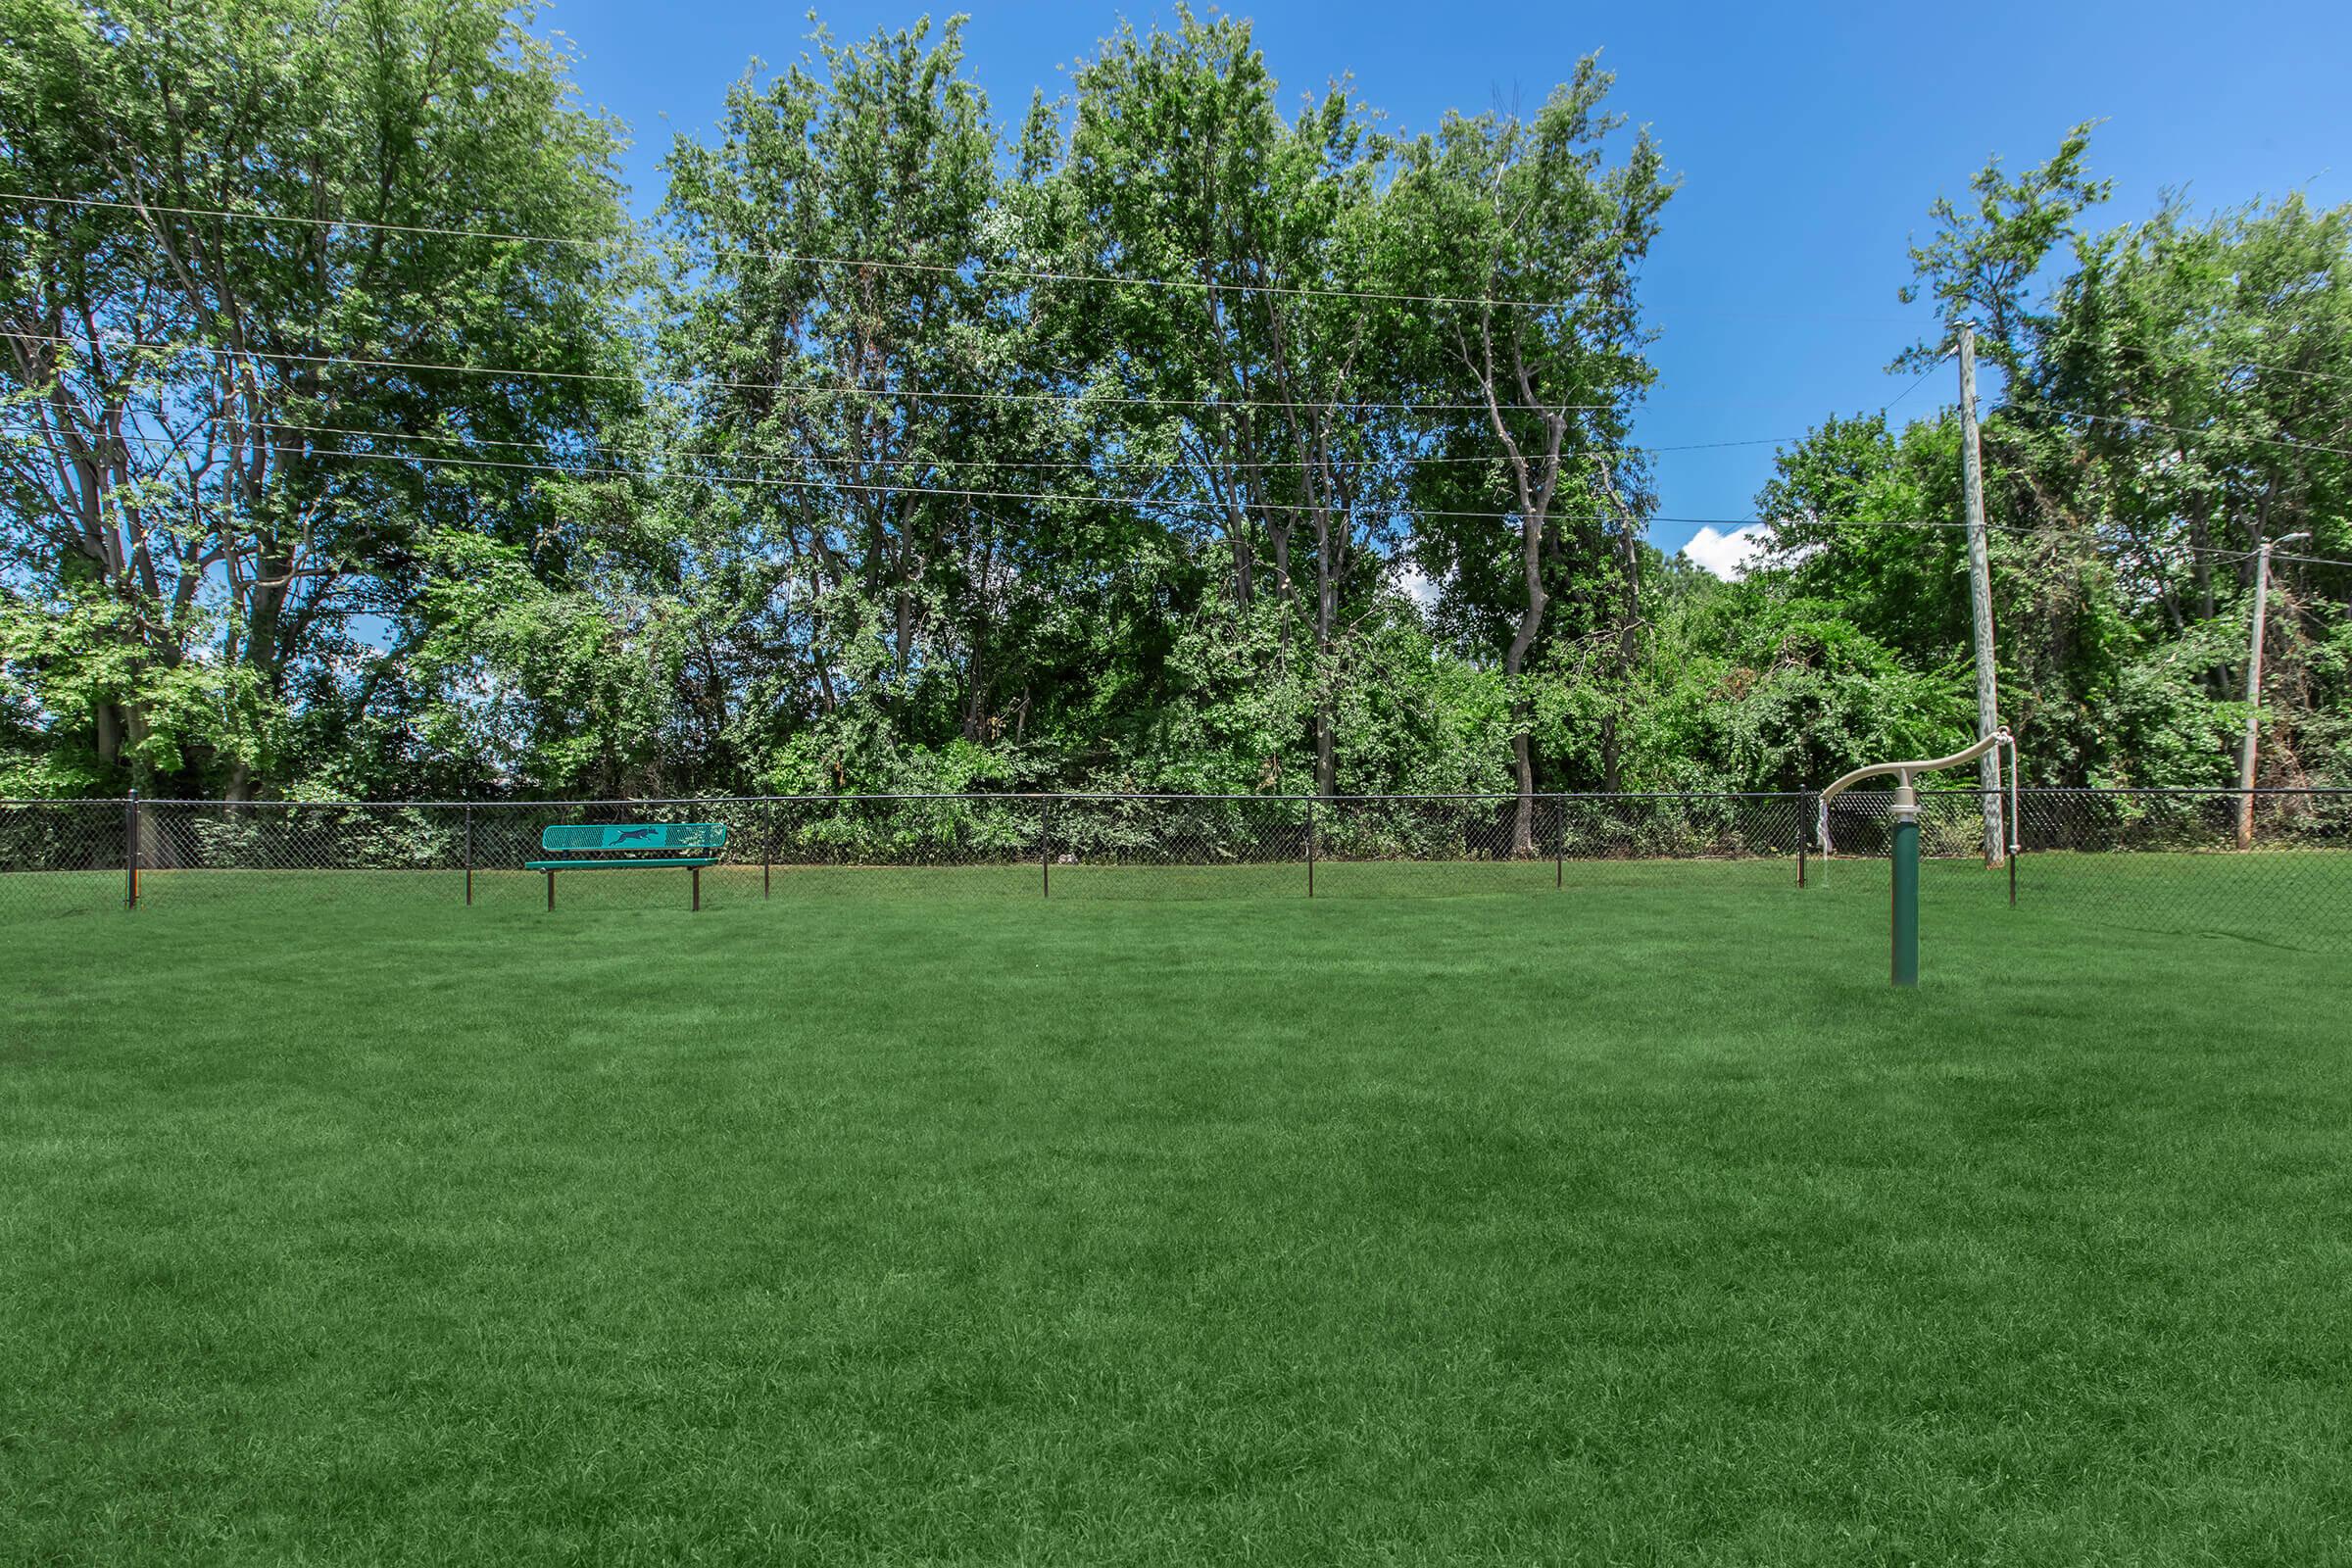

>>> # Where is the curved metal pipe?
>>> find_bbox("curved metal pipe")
[1819,729,2012,806]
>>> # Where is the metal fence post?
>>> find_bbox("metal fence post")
[1306,797,1316,898]
[1796,792,1809,888]
[1042,797,1053,898]
[124,789,139,910]
[763,797,773,900]
[1555,798,1564,889]
[464,805,474,906]
[2007,796,2018,908]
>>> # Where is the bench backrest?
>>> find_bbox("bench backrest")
[539,821,728,855]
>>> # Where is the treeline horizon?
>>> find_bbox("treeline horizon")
[3,0,2346,821]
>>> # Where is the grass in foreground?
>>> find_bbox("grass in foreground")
[3,873,2349,1564]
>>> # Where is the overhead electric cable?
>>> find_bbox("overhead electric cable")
[2225,358,2352,388]
[0,409,1798,475]
[1881,349,1952,416]
[1,330,1620,416]
[2012,398,2352,461]
[0,190,1594,314]
[0,423,1979,531]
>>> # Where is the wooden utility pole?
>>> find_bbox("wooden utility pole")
[1957,324,2003,865]
[2236,531,2309,849]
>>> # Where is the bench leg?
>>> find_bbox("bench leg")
[546,868,555,912]
[692,864,701,912]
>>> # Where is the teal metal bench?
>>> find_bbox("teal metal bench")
[526,822,728,910]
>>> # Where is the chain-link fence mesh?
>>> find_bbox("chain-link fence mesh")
[1816,786,2352,948]
[0,798,128,921]
[2017,788,2351,947]
[1,789,2344,946]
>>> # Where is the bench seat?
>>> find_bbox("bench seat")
[531,821,729,910]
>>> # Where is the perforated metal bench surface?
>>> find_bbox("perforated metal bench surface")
[534,822,727,856]
[528,822,728,909]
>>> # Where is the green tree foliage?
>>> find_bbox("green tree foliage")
[0,0,633,796]
[1386,60,1671,843]
[1621,565,1973,792]
[4,13,2345,807]
[1758,129,2351,788]
[1034,8,1401,797]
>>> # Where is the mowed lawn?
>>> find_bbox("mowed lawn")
[3,870,2348,1565]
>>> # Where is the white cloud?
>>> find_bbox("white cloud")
[1396,562,1441,608]
[1681,523,1772,581]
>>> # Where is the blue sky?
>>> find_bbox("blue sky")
[543,0,2348,570]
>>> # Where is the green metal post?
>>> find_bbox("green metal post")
[1890,787,1920,987]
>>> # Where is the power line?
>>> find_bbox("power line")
[1687,515,1989,532]
[0,189,1592,315]
[1872,350,2352,414]
[1763,510,2038,537]
[1881,349,1952,416]
[2013,398,2352,461]
[0,407,1799,477]
[2228,358,2352,388]
[45,421,2332,561]
[0,422,1601,518]
[2036,529,2352,571]
[0,423,1962,531]
[8,369,2328,543]
[3,329,1621,417]
[24,417,2328,567]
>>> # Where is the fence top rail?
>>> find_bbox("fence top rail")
[2014,786,2352,797]
[7,786,2350,808]
[20,790,1820,808]
[1829,786,2352,799]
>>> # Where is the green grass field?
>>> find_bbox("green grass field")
[5,867,2349,1564]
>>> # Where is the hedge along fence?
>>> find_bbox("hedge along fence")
[1,791,1810,906]
[2,789,2346,946]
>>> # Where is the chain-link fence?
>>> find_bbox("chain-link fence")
[1816,786,2352,949]
[0,798,130,921]
[2016,788,2351,947]
[0,791,1809,917]
[2,789,2344,947]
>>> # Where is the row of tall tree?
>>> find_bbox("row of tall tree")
[3,2,2346,810]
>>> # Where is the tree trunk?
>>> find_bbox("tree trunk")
[1313,517,1338,798]
[1504,517,1547,858]
[94,700,125,767]
[1509,730,1538,856]
[1603,514,1641,796]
